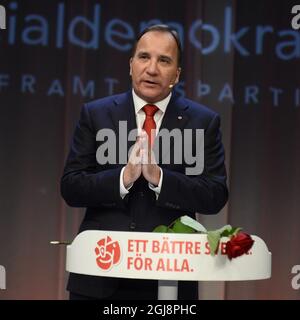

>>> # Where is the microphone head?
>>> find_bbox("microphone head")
[169,84,174,89]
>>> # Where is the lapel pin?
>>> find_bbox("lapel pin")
[178,116,183,120]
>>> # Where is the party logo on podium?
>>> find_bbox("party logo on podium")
[94,236,121,271]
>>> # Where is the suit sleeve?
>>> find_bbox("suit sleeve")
[156,114,228,214]
[60,104,125,209]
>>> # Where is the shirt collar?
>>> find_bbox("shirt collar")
[132,89,171,115]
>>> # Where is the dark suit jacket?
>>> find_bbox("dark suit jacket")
[61,90,228,299]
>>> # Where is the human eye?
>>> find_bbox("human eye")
[159,56,172,65]
[137,52,149,60]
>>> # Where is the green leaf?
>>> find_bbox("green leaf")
[171,219,196,233]
[207,231,221,256]
[153,225,169,233]
[221,226,242,237]
[231,227,242,236]
[180,215,207,233]
[215,225,232,237]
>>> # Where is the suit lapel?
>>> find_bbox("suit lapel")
[159,94,189,131]
[109,91,136,131]
[154,93,190,165]
[108,91,137,164]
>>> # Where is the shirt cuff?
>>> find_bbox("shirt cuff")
[120,166,133,199]
[148,168,163,200]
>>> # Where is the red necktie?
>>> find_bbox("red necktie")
[142,104,159,148]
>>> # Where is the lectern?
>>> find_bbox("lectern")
[65,230,271,299]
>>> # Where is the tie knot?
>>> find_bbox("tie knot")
[143,104,159,117]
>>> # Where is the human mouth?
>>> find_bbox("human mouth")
[143,80,159,86]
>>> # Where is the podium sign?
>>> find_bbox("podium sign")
[66,230,271,281]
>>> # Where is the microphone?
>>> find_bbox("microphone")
[50,240,71,245]
[169,83,174,89]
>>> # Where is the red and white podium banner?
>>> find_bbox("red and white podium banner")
[66,230,271,281]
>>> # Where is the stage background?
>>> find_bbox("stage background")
[0,0,299,299]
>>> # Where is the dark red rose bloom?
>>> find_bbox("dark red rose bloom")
[225,232,254,259]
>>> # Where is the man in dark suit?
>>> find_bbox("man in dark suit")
[61,24,228,300]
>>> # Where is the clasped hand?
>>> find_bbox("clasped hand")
[123,130,161,188]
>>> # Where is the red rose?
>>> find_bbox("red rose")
[225,232,254,260]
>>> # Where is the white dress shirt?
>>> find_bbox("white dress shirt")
[119,89,172,199]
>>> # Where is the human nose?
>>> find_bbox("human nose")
[146,58,158,75]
